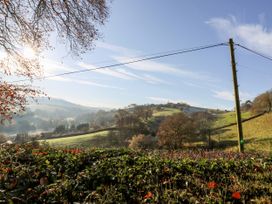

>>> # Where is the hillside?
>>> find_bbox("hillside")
[41,130,110,147]
[30,97,102,119]
[0,98,107,135]
[212,111,272,152]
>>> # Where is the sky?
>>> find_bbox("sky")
[10,1,272,109]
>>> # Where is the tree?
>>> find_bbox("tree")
[14,132,29,144]
[251,91,272,114]
[114,107,152,146]
[191,112,214,135]
[157,112,195,149]
[128,134,157,150]
[76,123,89,132]
[0,0,110,123]
[241,100,252,112]
[54,124,66,134]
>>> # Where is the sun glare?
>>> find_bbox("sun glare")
[0,50,7,60]
[22,46,36,59]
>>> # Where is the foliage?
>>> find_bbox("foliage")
[114,106,153,146]
[76,123,90,132]
[0,0,110,122]
[128,134,157,150]
[54,125,66,134]
[0,145,271,203]
[191,111,215,140]
[241,100,253,112]
[157,112,196,149]
[14,132,30,144]
[0,134,8,144]
[251,91,272,114]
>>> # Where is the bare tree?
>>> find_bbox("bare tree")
[251,91,272,114]
[157,112,195,149]
[0,0,110,123]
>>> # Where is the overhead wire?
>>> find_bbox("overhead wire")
[11,42,227,83]
[235,43,272,62]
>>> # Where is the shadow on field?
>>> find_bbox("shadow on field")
[211,138,256,150]
[86,131,122,148]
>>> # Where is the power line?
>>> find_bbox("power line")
[12,42,227,83]
[236,43,272,62]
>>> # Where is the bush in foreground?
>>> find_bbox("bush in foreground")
[0,144,271,203]
[128,134,157,150]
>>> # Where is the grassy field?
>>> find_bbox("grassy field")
[40,109,272,152]
[40,131,109,147]
[213,111,251,128]
[153,107,181,117]
[212,111,272,152]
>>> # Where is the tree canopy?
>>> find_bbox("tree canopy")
[157,112,196,149]
[0,0,110,123]
[251,91,272,114]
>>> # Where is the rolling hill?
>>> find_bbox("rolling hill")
[211,111,272,152]
[0,97,107,135]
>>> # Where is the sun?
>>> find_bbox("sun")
[22,46,36,59]
[0,50,7,60]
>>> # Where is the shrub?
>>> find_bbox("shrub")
[0,133,8,144]
[129,134,157,150]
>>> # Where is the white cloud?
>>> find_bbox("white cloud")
[213,90,253,101]
[41,59,75,75]
[96,41,140,56]
[207,16,272,55]
[96,42,214,82]
[113,56,212,81]
[50,76,71,82]
[49,76,124,90]
[78,62,135,80]
[213,90,233,101]
[78,62,168,84]
[141,74,169,84]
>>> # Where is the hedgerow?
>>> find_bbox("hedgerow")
[0,143,271,203]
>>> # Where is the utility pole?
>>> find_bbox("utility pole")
[229,38,244,152]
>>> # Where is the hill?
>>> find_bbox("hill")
[30,97,102,119]
[41,130,110,147]
[211,111,272,152]
[0,97,107,136]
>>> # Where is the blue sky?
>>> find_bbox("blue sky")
[25,1,272,109]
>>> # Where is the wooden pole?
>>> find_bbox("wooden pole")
[229,38,244,152]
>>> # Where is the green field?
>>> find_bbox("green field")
[153,107,181,117]
[40,131,110,147]
[212,111,272,152]
[40,110,272,152]
[213,111,251,128]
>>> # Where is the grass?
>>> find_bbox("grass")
[40,130,109,147]
[213,111,251,128]
[153,107,181,117]
[212,111,272,152]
